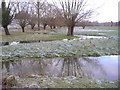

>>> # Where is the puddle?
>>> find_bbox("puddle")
[2,55,119,80]
[75,35,107,39]
[75,29,117,32]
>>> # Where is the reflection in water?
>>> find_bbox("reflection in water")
[2,56,118,80]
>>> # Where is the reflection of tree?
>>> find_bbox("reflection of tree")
[2,60,15,72]
[60,56,106,77]
[2,57,106,77]
[2,59,46,76]
[82,57,107,76]
[60,57,85,76]
[34,59,46,75]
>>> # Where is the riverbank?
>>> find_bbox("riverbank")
[2,75,118,88]
[17,76,119,88]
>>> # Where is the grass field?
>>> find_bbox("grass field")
[86,26,118,30]
[1,26,118,42]
[1,26,118,60]
[1,30,77,42]
[1,38,118,60]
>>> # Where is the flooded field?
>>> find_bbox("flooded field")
[1,26,118,88]
[2,55,119,81]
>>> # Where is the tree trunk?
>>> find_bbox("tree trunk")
[38,20,40,30]
[43,24,47,30]
[4,26,10,35]
[67,26,74,36]
[21,27,25,32]
[82,26,85,29]
[53,26,56,29]
[37,2,40,30]
[50,26,52,29]
[119,21,120,27]
[31,24,35,29]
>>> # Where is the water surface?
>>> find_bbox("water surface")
[2,55,119,81]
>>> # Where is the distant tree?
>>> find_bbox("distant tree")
[40,2,57,30]
[40,17,56,30]
[78,21,91,29]
[40,17,48,30]
[33,0,45,30]
[111,21,113,27]
[1,0,16,35]
[0,8,2,24]
[45,3,57,29]
[14,2,30,32]
[55,15,66,27]
[27,6,37,30]
[115,22,118,26]
[15,11,30,32]
[57,0,94,36]
[28,16,37,30]
[47,17,56,29]
[119,21,120,27]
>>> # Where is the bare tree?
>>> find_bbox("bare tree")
[28,7,37,30]
[78,21,91,29]
[46,3,57,29]
[56,0,93,36]
[111,21,113,27]
[15,11,30,32]
[34,0,45,30]
[0,8,2,24]
[40,17,48,30]
[39,2,57,30]
[1,0,16,35]
[119,21,120,27]
[29,15,37,30]
[15,2,30,32]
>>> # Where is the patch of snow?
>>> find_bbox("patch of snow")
[10,42,20,45]
[63,39,68,41]
[96,79,102,84]
[29,83,40,88]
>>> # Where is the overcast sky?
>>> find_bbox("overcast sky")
[0,0,119,22]
[46,0,119,22]
[88,0,119,22]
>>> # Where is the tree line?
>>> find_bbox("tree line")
[1,0,94,36]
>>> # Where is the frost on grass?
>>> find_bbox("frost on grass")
[17,76,118,88]
[1,38,118,60]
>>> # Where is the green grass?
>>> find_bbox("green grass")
[2,26,118,42]
[2,30,77,42]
